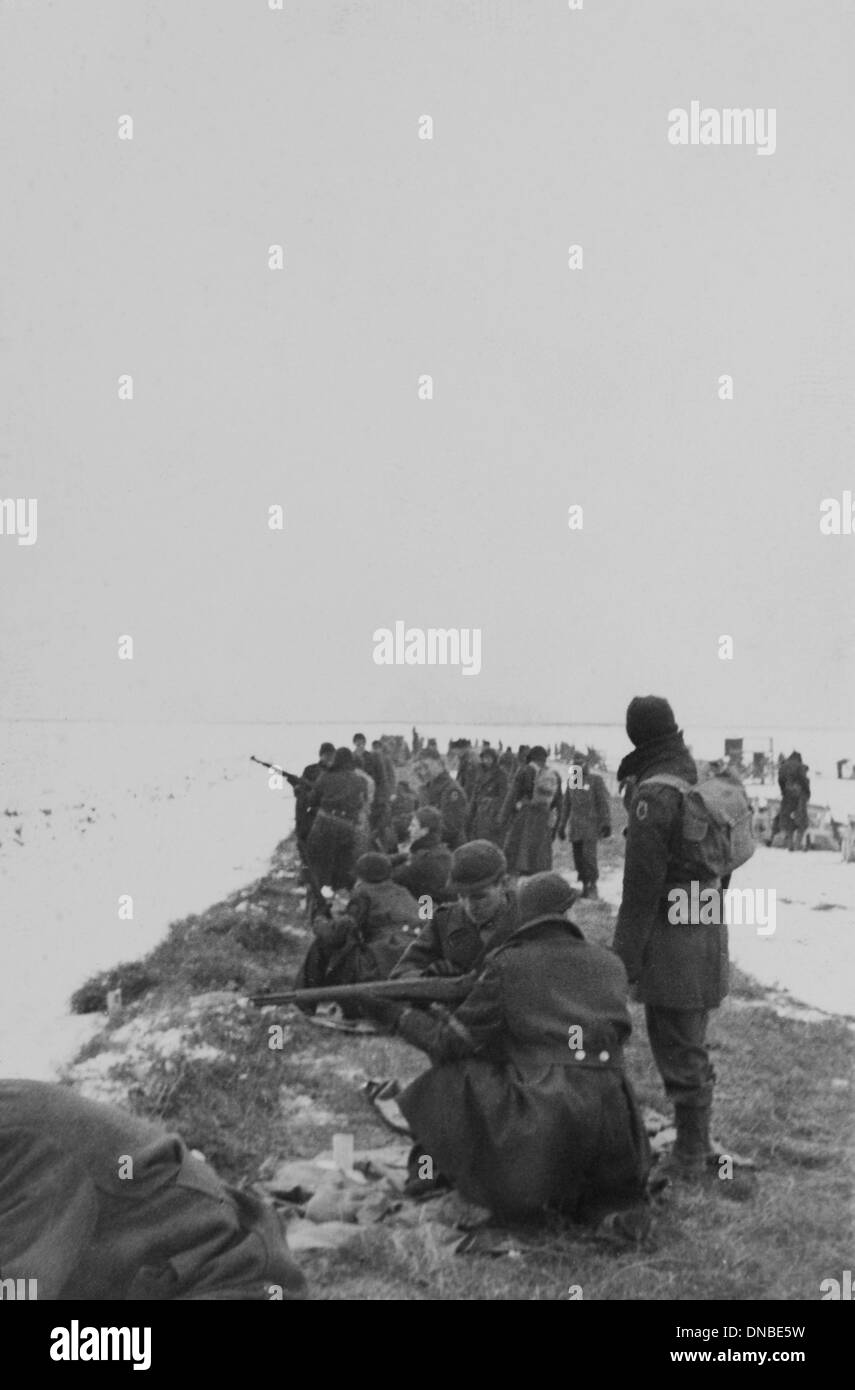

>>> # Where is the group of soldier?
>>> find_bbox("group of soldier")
[0,696,741,1301]
[291,730,614,911]
[289,696,742,1239]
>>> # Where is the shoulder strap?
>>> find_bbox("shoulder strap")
[641,773,690,792]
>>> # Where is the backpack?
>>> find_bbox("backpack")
[641,770,755,879]
[532,765,560,808]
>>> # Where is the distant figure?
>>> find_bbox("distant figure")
[353,734,390,849]
[467,746,509,846]
[389,778,417,844]
[0,1081,306,1300]
[455,742,481,801]
[498,745,516,775]
[419,751,469,850]
[613,696,730,1184]
[294,852,421,1009]
[500,746,562,877]
[412,726,422,756]
[306,747,366,892]
[371,740,398,850]
[364,873,650,1224]
[290,742,336,853]
[778,750,811,851]
[391,806,454,902]
[558,755,612,899]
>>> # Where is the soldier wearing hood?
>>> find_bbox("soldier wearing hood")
[613,696,730,1183]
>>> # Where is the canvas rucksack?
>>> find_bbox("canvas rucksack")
[641,770,755,879]
[532,765,560,808]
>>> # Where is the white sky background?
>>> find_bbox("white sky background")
[2,0,853,728]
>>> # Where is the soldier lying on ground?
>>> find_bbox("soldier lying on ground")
[361,872,651,1226]
[0,1080,306,1300]
[293,852,422,1013]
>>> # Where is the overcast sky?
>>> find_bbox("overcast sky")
[2,0,853,728]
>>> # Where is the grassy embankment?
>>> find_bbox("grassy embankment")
[66,795,854,1301]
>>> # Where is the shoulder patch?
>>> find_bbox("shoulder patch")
[635,799,649,822]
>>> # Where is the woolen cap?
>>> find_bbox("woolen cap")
[355,852,392,883]
[517,872,578,926]
[625,696,678,748]
[449,840,507,892]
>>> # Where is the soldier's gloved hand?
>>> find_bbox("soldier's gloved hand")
[600,826,612,839]
[359,996,406,1030]
[557,826,567,841]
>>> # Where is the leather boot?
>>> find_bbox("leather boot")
[659,1104,713,1183]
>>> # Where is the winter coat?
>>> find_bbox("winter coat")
[422,770,469,850]
[296,878,421,989]
[613,735,729,1009]
[390,893,518,979]
[309,769,366,821]
[391,830,453,901]
[778,755,810,828]
[0,1081,306,1301]
[390,785,417,838]
[396,915,649,1219]
[467,765,510,844]
[501,764,561,874]
[560,771,611,842]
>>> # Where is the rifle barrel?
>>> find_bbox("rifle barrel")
[250,974,473,1008]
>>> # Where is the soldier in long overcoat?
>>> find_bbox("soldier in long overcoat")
[613,696,730,1182]
[500,746,561,875]
[467,748,509,846]
[364,873,650,1222]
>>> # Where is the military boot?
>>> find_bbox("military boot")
[657,1104,713,1183]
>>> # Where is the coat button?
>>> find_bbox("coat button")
[599,1050,610,1063]
[574,1050,586,1061]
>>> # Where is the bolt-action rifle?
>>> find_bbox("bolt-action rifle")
[250,972,475,1011]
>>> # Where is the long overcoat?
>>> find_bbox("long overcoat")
[613,744,729,1009]
[396,916,650,1219]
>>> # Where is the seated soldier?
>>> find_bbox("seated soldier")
[0,1080,306,1300]
[294,852,422,1007]
[390,840,517,980]
[390,807,454,904]
[364,873,650,1226]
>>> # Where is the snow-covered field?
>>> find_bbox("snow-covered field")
[2,719,854,1079]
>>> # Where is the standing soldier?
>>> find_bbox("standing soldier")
[558,754,612,899]
[777,750,811,851]
[500,746,562,878]
[467,747,509,846]
[613,696,729,1184]
[306,747,367,896]
[419,750,469,850]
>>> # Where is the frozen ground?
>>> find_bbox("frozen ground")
[2,719,854,1080]
[598,845,855,1021]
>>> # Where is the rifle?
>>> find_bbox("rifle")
[250,754,302,789]
[249,755,328,916]
[250,973,475,1010]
